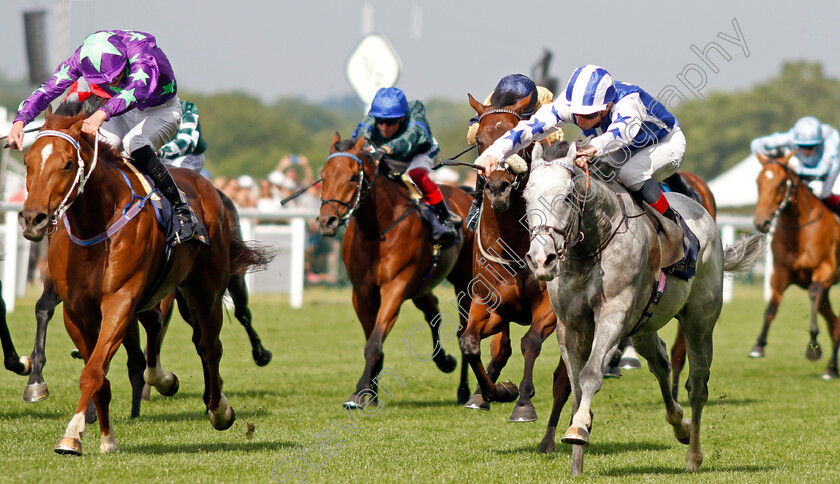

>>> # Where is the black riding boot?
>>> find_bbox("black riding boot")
[432,200,458,242]
[466,175,485,232]
[131,146,198,245]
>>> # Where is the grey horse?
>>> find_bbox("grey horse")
[523,140,764,475]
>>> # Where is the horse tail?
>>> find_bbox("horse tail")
[723,233,766,273]
[229,231,274,277]
[216,188,275,276]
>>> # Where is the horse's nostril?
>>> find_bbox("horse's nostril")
[33,213,48,227]
[545,252,557,267]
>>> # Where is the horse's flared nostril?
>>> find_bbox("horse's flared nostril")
[544,252,557,268]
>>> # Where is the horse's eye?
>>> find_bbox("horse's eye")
[63,161,74,171]
[349,175,359,183]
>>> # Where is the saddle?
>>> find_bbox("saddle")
[123,158,210,247]
[390,171,463,248]
[639,202,699,281]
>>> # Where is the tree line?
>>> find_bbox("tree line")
[2,61,837,181]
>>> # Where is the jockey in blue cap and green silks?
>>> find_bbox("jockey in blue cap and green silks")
[352,87,458,241]
[476,64,697,278]
[751,116,840,215]
[7,30,199,246]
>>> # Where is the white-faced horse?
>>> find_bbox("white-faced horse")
[523,141,764,475]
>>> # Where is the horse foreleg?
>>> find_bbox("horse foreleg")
[681,325,714,472]
[228,273,272,366]
[510,308,555,422]
[538,357,572,454]
[806,282,824,361]
[348,284,404,409]
[564,309,624,446]
[817,292,840,379]
[751,269,788,358]
[0,282,30,376]
[24,280,61,402]
[463,330,511,410]
[459,307,519,405]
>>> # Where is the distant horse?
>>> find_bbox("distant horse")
[18,101,269,455]
[462,91,570,428]
[318,134,475,406]
[524,141,763,475]
[753,152,840,378]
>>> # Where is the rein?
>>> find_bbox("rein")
[35,130,100,234]
[528,158,642,262]
[767,162,825,232]
[319,152,372,226]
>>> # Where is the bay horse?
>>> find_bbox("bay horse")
[318,134,475,407]
[463,91,568,427]
[524,141,764,475]
[753,152,840,378]
[18,101,269,455]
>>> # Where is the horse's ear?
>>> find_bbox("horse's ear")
[756,153,770,165]
[511,92,533,114]
[468,93,487,115]
[532,140,544,161]
[781,150,794,165]
[330,132,341,153]
[353,135,366,153]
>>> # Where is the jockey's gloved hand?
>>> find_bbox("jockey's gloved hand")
[371,148,387,163]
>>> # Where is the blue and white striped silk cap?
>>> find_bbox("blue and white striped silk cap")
[563,64,616,115]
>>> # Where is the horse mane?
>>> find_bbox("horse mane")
[489,90,525,109]
[46,99,122,162]
[542,141,571,161]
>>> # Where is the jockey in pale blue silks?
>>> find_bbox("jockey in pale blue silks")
[7,30,198,245]
[476,64,698,278]
[352,87,457,241]
[751,116,840,215]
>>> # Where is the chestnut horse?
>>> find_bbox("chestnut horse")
[18,101,269,455]
[318,135,475,406]
[753,152,840,378]
[463,91,567,428]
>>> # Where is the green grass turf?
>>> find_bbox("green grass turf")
[1,281,839,483]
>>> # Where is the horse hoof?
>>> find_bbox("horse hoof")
[748,347,764,358]
[70,349,82,360]
[537,437,555,454]
[821,369,839,380]
[603,365,622,379]
[435,354,457,374]
[495,381,519,403]
[211,406,236,431]
[23,382,49,403]
[457,387,471,405]
[159,374,180,397]
[343,393,373,409]
[509,403,538,422]
[463,393,490,411]
[619,357,641,369]
[562,425,590,446]
[54,437,82,456]
[253,347,272,367]
[806,345,822,361]
[674,418,691,445]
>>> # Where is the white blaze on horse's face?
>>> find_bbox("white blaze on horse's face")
[523,142,578,281]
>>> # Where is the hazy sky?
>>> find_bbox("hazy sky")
[2,0,840,106]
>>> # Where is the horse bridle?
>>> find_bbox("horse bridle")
[527,159,586,261]
[35,129,99,233]
[765,161,825,231]
[478,108,529,190]
[319,152,374,226]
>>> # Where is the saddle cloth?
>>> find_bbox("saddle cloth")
[123,159,210,246]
